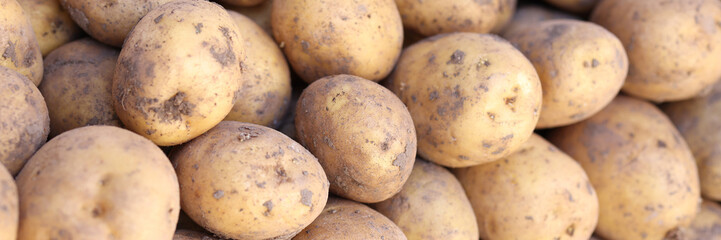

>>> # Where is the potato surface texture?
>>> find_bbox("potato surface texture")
[18,0,82,56]
[395,0,516,36]
[0,165,17,240]
[684,200,721,239]
[0,0,44,86]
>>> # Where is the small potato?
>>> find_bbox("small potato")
[173,229,219,240]
[387,33,542,168]
[543,0,598,13]
[272,0,403,83]
[295,75,417,203]
[293,197,407,240]
[591,0,721,102]
[173,121,329,239]
[501,4,579,43]
[0,165,18,240]
[395,0,516,36]
[0,0,44,86]
[16,126,180,239]
[218,0,266,7]
[373,159,478,240]
[226,0,273,34]
[0,66,49,175]
[549,96,701,240]
[685,200,721,239]
[18,0,82,56]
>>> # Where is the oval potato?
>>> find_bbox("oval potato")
[0,165,18,240]
[395,0,516,36]
[0,0,44,86]
[18,0,82,56]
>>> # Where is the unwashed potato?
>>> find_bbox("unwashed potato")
[0,0,44,86]
[173,229,219,240]
[293,197,407,240]
[295,75,416,203]
[491,0,518,33]
[0,165,18,240]
[112,0,243,146]
[173,121,329,240]
[503,20,628,128]
[591,0,721,102]
[218,0,266,7]
[226,0,273,34]
[543,0,598,13]
[272,0,403,83]
[684,200,721,239]
[549,96,701,240]
[501,4,578,36]
[373,159,478,240]
[387,33,542,168]
[15,126,180,239]
[0,66,49,175]
[454,134,599,240]
[395,0,516,36]
[18,0,82,56]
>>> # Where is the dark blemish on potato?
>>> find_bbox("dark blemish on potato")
[429,91,439,101]
[545,24,569,43]
[300,189,313,207]
[149,92,195,123]
[145,129,156,135]
[437,106,446,116]
[92,207,102,217]
[641,232,648,239]
[525,216,534,221]
[238,126,261,141]
[145,62,156,78]
[263,200,274,216]
[192,164,199,170]
[591,59,599,68]
[458,155,469,160]
[447,50,465,64]
[380,142,389,151]
[302,171,308,176]
[209,27,237,67]
[483,141,492,148]
[293,17,299,23]
[301,40,310,53]
[2,41,17,66]
[566,224,575,236]
[411,95,417,102]
[256,181,266,188]
[22,49,35,67]
[194,23,203,34]
[487,112,496,120]
[657,140,667,148]
[491,147,505,155]
[501,134,513,141]
[328,209,338,214]
[154,14,164,23]
[275,165,290,183]
[428,54,436,64]
[213,190,224,199]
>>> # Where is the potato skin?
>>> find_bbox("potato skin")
[15,126,180,239]
[395,0,516,36]
[18,0,82,56]
[591,0,721,102]
[293,197,407,240]
[0,0,44,86]
[173,121,329,240]
[503,20,628,128]
[387,33,542,168]
[501,4,578,36]
[685,200,721,239]
[272,0,403,83]
[373,159,478,240]
[295,75,416,203]
[226,0,273,34]
[0,165,18,240]
[549,96,701,240]
[112,0,243,146]
[543,0,598,13]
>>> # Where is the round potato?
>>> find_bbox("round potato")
[226,0,273,34]
[387,33,542,168]
[684,200,721,239]
[295,75,416,203]
[454,134,599,240]
[543,0,598,13]
[112,0,243,146]
[0,0,43,86]
[0,66,49,175]
[15,126,180,239]
[395,0,516,36]
[373,159,478,240]
[271,0,403,83]
[173,229,219,240]
[503,20,628,128]
[0,165,18,240]
[501,4,578,36]
[549,96,701,240]
[293,197,407,240]
[218,0,265,7]
[591,0,721,102]
[18,0,82,56]
[173,121,329,239]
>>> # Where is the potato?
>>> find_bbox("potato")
[491,0,517,33]
[501,4,579,44]
[112,0,243,146]
[218,0,266,7]
[295,75,416,203]
[394,0,516,36]
[173,229,219,240]
[0,165,18,240]
[549,96,701,240]
[0,0,44,86]
[271,0,403,83]
[387,33,542,168]
[173,121,329,239]
[372,159,478,240]
[224,11,291,128]
[591,0,721,102]
[18,0,82,56]
[543,0,598,13]
[15,126,179,239]
[226,0,273,34]
[684,200,721,239]
[503,20,628,128]
[0,66,49,175]
[293,197,407,240]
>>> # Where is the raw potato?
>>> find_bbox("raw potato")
[15,126,180,239]
[173,230,219,240]
[549,96,701,240]
[295,75,417,203]
[591,0,721,102]
[0,165,18,240]
[227,0,273,34]
[18,0,82,56]
[0,0,44,86]
[501,5,579,46]
[387,33,542,168]
[293,197,407,240]
[173,121,329,240]
[491,0,517,33]
[503,20,628,128]
[685,200,721,239]
[544,0,598,13]
[218,0,266,7]
[454,134,599,240]
[272,0,403,83]
[112,0,244,146]
[0,66,49,175]
[395,0,516,36]
[373,159,478,240]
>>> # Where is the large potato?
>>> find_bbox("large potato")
[501,4,578,36]
[591,0,721,102]
[395,0,516,36]
[373,159,478,240]
[549,96,701,240]
[0,0,43,86]
[543,0,598,13]
[173,121,329,239]
[271,0,403,83]
[15,126,180,239]
[112,0,243,146]
[226,0,273,34]
[18,0,82,56]
[387,33,542,168]
[0,165,18,240]
[503,20,628,128]
[295,75,416,203]
[684,200,721,239]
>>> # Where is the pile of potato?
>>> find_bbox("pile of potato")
[1,0,720,239]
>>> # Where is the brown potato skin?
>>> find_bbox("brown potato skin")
[16,126,180,240]
[373,159,478,240]
[218,0,266,7]
[591,0,721,102]
[544,0,598,13]
[18,0,82,56]
[0,66,49,175]
[293,197,407,240]
[271,0,403,83]
[549,96,701,240]
[387,33,542,168]
[395,0,516,36]
[295,75,417,203]
[0,165,18,240]
[0,0,44,86]
[226,0,273,34]
[173,230,219,240]
[501,4,578,36]
[684,200,721,239]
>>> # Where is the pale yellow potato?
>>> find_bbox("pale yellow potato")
[0,165,18,240]
[544,0,598,13]
[684,200,721,240]
[395,0,516,36]
[0,0,43,86]
[226,0,274,34]
[18,0,82,56]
